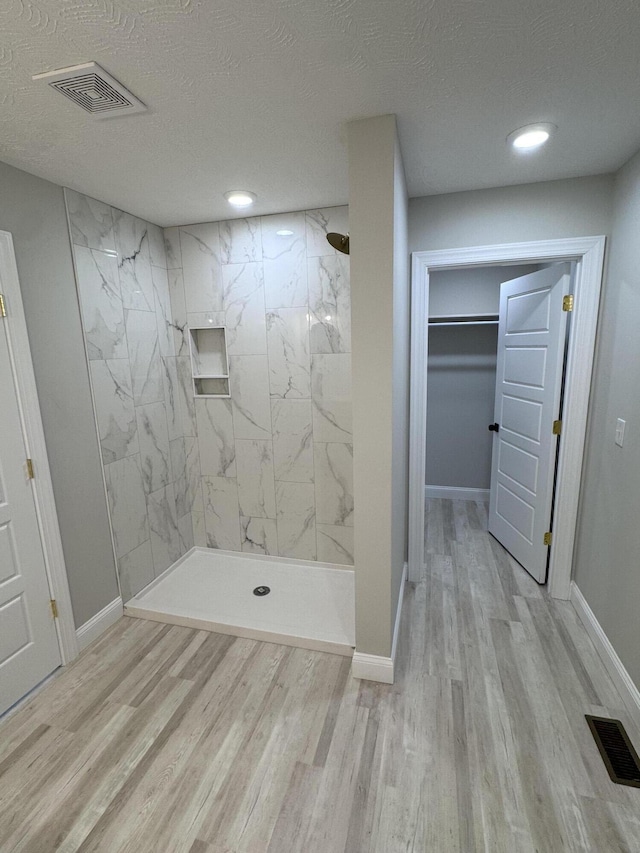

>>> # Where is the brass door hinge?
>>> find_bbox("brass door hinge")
[26,458,35,479]
[0,293,6,318]
[553,420,562,435]
[544,531,552,546]
[50,599,58,619]
[563,294,574,312]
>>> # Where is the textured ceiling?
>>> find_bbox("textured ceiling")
[1,0,640,225]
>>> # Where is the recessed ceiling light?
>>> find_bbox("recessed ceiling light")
[224,190,256,208]
[507,123,555,151]
[276,229,294,236]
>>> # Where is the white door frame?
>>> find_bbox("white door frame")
[408,236,606,599]
[0,230,78,663]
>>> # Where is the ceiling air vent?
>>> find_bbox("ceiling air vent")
[32,62,146,119]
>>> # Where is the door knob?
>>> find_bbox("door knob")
[488,423,500,432]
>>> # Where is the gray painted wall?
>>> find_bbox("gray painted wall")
[573,149,640,688]
[409,174,614,253]
[426,324,497,489]
[349,115,409,658]
[0,160,118,627]
[428,265,539,317]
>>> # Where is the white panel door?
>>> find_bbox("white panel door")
[488,264,570,582]
[0,318,61,716]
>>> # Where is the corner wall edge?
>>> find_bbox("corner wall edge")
[76,597,123,652]
[352,561,407,685]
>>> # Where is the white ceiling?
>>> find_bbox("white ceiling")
[2,0,640,226]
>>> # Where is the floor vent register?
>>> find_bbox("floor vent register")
[585,715,640,787]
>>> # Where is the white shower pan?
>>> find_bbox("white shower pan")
[125,548,355,657]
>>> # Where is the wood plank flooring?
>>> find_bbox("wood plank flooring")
[1,498,639,852]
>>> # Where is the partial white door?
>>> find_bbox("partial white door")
[0,314,61,715]
[488,264,570,582]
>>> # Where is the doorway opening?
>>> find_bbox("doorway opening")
[408,237,606,599]
[425,262,568,584]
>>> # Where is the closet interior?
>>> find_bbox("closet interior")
[425,264,541,500]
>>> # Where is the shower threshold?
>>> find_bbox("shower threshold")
[125,547,355,657]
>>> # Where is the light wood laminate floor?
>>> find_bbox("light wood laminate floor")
[1,499,639,852]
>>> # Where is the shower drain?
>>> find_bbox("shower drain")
[253,586,270,596]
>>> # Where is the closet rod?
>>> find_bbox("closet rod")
[428,319,499,327]
[429,312,498,322]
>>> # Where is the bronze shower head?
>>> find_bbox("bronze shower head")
[326,232,350,254]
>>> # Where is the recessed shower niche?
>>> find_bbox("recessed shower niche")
[188,325,229,397]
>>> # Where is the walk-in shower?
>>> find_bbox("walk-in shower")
[66,190,354,657]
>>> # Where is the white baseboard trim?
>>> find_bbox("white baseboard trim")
[425,485,490,502]
[352,562,407,685]
[570,582,640,733]
[76,597,123,652]
[351,652,394,684]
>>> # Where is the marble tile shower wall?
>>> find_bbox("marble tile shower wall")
[164,206,354,565]
[65,190,193,600]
